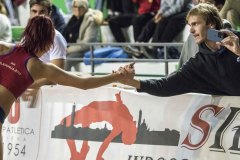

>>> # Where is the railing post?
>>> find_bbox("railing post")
[90,46,95,76]
[164,45,168,76]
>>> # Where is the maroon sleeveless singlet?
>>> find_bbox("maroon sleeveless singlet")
[0,46,35,98]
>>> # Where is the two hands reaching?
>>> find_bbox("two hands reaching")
[113,62,136,85]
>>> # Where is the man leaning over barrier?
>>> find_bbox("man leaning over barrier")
[118,3,240,97]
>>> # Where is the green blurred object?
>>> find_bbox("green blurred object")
[89,0,95,9]
[237,26,240,31]
[52,0,68,14]
[89,0,108,20]
[102,0,108,20]
[11,26,24,42]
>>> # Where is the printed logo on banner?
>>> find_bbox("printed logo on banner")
[2,97,37,159]
[8,98,21,124]
[51,92,180,160]
[181,104,240,155]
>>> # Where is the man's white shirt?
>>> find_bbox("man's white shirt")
[39,29,67,63]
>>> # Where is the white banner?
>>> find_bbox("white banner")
[2,85,240,160]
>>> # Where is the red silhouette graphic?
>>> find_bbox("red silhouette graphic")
[61,92,137,160]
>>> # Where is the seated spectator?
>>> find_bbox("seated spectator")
[106,0,126,19]
[108,0,160,44]
[132,0,160,41]
[63,0,103,71]
[126,0,192,59]
[178,0,231,68]
[0,2,12,42]
[220,0,240,30]
[122,0,161,58]
[198,0,225,11]
[107,0,136,43]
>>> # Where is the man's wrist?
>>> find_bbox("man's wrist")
[236,47,240,56]
[236,47,240,62]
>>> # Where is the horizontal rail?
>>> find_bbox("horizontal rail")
[66,42,183,77]
[67,42,184,47]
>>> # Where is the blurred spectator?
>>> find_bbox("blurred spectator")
[109,0,161,59]
[132,0,161,41]
[178,0,231,68]
[126,0,192,59]
[0,2,12,42]
[63,0,103,71]
[51,3,66,34]
[122,0,161,57]
[220,0,240,29]
[107,0,136,43]
[198,0,225,10]
[106,0,134,19]
[3,0,22,25]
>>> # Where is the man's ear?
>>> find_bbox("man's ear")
[209,23,215,29]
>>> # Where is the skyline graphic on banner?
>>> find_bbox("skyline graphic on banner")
[51,104,180,146]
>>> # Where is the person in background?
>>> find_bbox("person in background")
[119,3,240,97]
[63,0,103,71]
[21,0,67,103]
[122,0,161,58]
[108,0,160,43]
[127,0,192,59]
[220,0,240,30]
[107,0,136,43]
[51,3,66,34]
[106,0,120,19]
[132,0,161,41]
[197,0,225,10]
[0,2,12,42]
[0,15,133,160]
[178,0,230,68]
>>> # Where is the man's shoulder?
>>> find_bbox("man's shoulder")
[54,29,64,38]
[54,29,67,46]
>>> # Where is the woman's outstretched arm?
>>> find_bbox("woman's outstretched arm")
[28,58,134,90]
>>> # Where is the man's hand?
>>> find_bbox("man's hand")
[217,30,240,56]
[154,13,162,23]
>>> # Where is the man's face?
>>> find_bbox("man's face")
[30,4,49,18]
[188,15,211,44]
